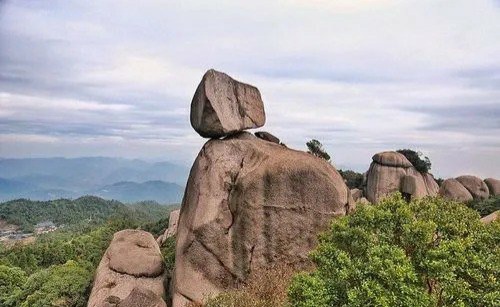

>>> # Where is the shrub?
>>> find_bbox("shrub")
[468,196,500,217]
[195,264,297,307]
[306,139,331,162]
[396,149,431,173]
[288,194,500,307]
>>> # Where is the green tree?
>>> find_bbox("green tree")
[14,260,93,307]
[288,194,500,307]
[306,139,331,161]
[396,149,431,173]
[0,265,27,307]
[338,169,364,189]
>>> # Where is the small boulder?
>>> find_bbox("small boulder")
[88,230,166,307]
[190,69,265,138]
[119,287,167,307]
[255,131,280,144]
[480,210,499,224]
[108,230,164,277]
[350,188,363,201]
[456,175,489,200]
[438,178,473,202]
[372,151,412,168]
[484,178,500,196]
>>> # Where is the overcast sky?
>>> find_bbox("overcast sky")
[0,0,499,178]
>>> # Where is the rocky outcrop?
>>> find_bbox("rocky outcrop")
[456,175,489,200]
[190,69,265,138]
[88,230,167,307]
[254,131,280,144]
[157,209,181,246]
[364,151,439,203]
[484,178,500,196]
[171,132,353,307]
[438,178,473,202]
[117,287,167,307]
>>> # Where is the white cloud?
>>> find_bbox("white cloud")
[0,0,499,177]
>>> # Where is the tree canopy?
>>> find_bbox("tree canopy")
[396,149,432,173]
[306,139,331,162]
[288,194,499,307]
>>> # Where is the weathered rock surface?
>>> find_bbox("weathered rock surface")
[118,287,167,307]
[171,132,353,306]
[480,210,499,224]
[157,209,181,246]
[365,151,439,203]
[88,230,166,307]
[438,178,473,202]
[456,175,489,200]
[254,131,280,144]
[484,178,500,196]
[190,69,265,138]
[350,188,363,201]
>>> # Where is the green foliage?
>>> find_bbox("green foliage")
[14,260,93,307]
[288,194,500,307]
[0,196,172,231]
[338,169,364,189]
[0,265,27,307]
[396,149,432,173]
[306,139,331,162]
[468,196,500,217]
[161,236,176,275]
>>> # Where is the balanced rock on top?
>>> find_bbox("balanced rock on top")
[190,69,266,138]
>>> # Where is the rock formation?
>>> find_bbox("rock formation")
[480,210,499,224]
[157,209,181,246]
[190,69,265,138]
[254,131,280,144]
[364,151,439,203]
[484,178,500,196]
[171,70,353,307]
[438,178,473,202]
[439,176,497,201]
[456,175,489,200]
[88,230,167,307]
[350,188,363,202]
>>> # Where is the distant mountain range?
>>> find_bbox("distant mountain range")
[0,157,189,203]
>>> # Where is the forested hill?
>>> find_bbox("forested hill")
[0,196,175,231]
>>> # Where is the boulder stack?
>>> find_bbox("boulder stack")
[364,151,439,203]
[171,70,353,307]
[190,69,266,138]
[439,175,497,201]
[88,230,167,307]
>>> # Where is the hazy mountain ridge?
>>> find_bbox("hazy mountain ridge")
[0,157,189,203]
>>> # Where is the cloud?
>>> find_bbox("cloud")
[0,0,500,177]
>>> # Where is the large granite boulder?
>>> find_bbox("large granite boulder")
[484,178,500,196]
[157,209,181,246]
[171,132,353,307]
[456,175,489,200]
[365,151,439,203]
[88,230,167,307]
[438,178,473,202]
[350,188,363,201]
[190,69,265,138]
[118,287,167,307]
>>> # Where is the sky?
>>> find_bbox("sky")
[0,0,499,178]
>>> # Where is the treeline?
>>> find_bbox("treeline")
[0,196,174,231]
